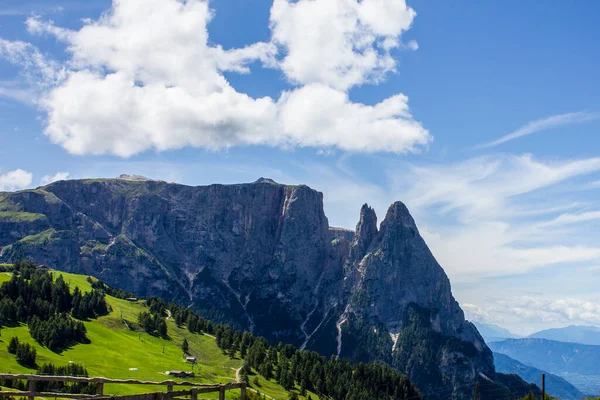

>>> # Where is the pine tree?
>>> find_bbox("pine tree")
[215,329,223,348]
[182,338,189,354]
[8,336,19,354]
[174,311,183,327]
[15,342,36,367]
[157,318,168,338]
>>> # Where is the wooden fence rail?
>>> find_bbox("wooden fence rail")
[0,374,246,400]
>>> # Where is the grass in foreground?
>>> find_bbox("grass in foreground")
[0,270,306,399]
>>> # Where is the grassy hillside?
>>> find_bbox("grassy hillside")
[0,269,300,400]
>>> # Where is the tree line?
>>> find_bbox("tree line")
[7,337,36,367]
[87,276,136,300]
[0,260,108,351]
[146,296,421,400]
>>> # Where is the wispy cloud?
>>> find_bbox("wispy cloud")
[0,2,90,17]
[0,84,36,104]
[0,9,28,16]
[475,111,600,149]
[463,296,600,335]
[538,210,600,228]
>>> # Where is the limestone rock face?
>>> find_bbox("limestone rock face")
[0,178,498,399]
[350,204,378,260]
[347,201,477,339]
[336,201,494,399]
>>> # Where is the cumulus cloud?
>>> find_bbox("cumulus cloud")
[40,171,70,185]
[0,169,33,191]
[277,84,429,153]
[270,0,416,90]
[0,0,430,157]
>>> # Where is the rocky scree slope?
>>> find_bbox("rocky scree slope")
[0,177,517,399]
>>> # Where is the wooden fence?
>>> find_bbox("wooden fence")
[0,374,246,400]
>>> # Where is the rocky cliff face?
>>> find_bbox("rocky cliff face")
[0,177,505,399]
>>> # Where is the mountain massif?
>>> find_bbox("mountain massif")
[0,177,529,399]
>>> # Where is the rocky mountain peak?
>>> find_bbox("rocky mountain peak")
[379,201,418,234]
[351,203,378,259]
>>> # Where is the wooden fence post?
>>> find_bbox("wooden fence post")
[28,379,35,400]
[219,386,225,400]
[97,382,105,396]
[240,383,246,400]
[190,388,197,400]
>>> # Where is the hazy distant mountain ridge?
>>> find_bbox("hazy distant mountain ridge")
[475,322,521,342]
[489,338,600,395]
[493,352,584,400]
[529,325,600,346]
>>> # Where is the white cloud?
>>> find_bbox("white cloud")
[398,154,600,221]
[464,296,600,335]
[405,40,419,51]
[40,171,70,185]
[462,303,492,323]
[0,0,430,157]
[26,16,73,42]
[0,169,33,191]
[476,111,600,149]
[0,82,36,104]
[277,84,429,153]
[537,210,600,228]
[42,70,278,157]
[270,0,416,90]
[0,38,65,90]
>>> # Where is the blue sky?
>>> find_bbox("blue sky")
[1,0,600,334]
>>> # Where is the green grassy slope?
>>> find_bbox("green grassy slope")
[0,270,306,400]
